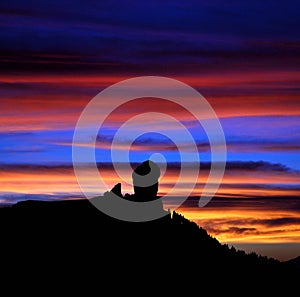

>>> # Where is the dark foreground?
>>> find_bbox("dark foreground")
[0,198,298,289]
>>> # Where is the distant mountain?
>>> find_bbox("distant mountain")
[0,198,298,286]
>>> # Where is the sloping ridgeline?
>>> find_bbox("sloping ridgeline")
[0,198,298,289]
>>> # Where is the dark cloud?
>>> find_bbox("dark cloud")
[0,147,45,154]
[258,217,300,227]
[97,130,300,155]
[177,196,300,214]
[170,161,298,172]
[225,227,257,235]
[1,1,300,73]
[0,164,73,173]
[0,192,84,204]
[196,214,300,239]
[225,161,291,172]
[0,160,296,173]
[198,215,300,231]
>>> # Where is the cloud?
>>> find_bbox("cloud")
[182,196,300,245]
[222,227,257,235]
[256,217,300,227]
[0,160,295,173]
[1,72,300,134]
[176,196,300,215]
[1,0,300,76]
[1,161,299,201]
[0,192,84,204]
[223,217,300,228]
[0,147,45,154]
[225,161,291,172]
[0,163,73,173]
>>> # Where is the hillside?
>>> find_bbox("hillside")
[284,255,300,269]
[1,198,298,278]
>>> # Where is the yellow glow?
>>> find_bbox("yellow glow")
[178,207,300,244]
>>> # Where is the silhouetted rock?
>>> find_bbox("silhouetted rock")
[132,160,160,202]
[102,160,168,219]
[110,182,123,198]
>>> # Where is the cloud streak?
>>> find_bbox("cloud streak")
[177,196,300,253]
[1,161,299,200]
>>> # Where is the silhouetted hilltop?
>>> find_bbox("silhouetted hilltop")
[1,197,298,282]
[284,255,300,269]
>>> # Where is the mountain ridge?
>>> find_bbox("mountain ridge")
[1,198,300,293]
[1,197,298,275]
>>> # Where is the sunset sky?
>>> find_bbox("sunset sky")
[1,1,300,260]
